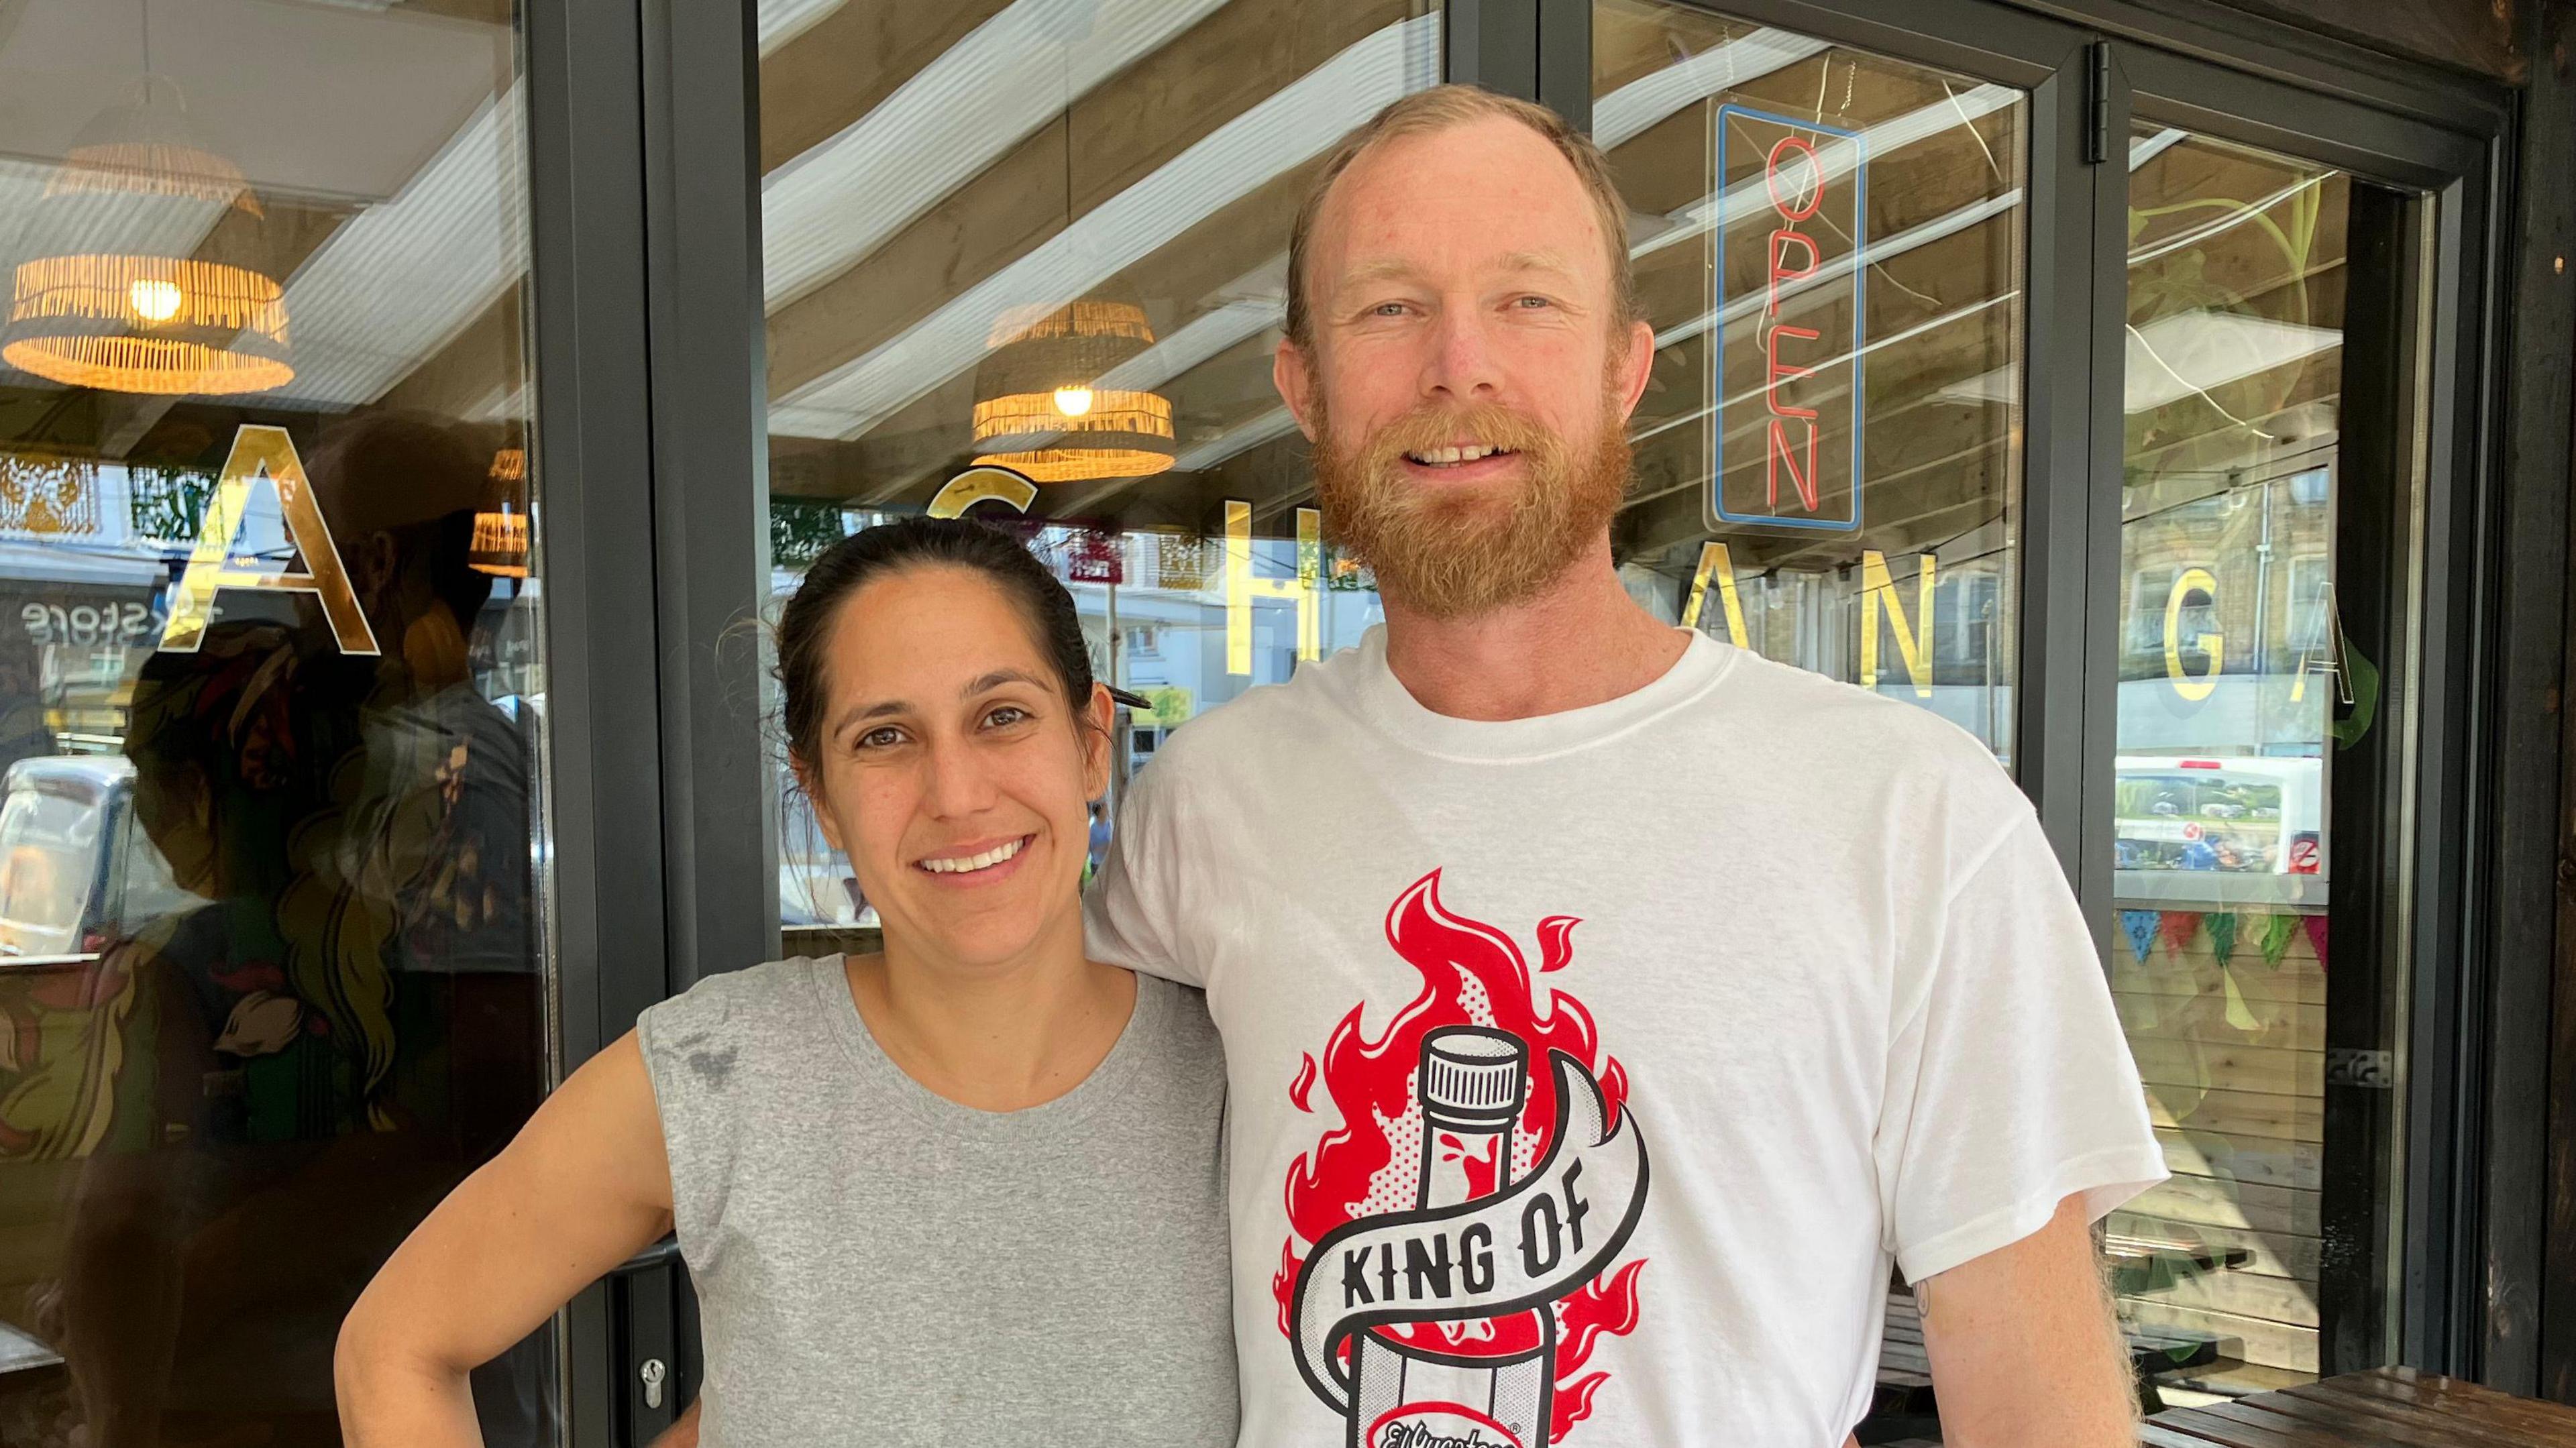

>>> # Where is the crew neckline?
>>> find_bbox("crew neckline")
[1336,624,1736,763]
[810,954,1167,1144]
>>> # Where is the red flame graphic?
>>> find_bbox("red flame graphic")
[1274,869,1647,1443]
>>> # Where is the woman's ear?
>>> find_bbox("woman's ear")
[1080,683,1116,801]
[792,754,845,855]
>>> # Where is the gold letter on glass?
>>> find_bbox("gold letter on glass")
[2163,566,2222,703]
[1226,501,1320,677]
[158,424,378,656]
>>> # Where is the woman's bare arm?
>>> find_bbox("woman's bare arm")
[337,1032,676,1446]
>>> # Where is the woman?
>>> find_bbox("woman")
[335,518,1236,1445]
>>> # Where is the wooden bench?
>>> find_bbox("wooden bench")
[2105,1229,2253,1295]
[2145,1364,2576,1445]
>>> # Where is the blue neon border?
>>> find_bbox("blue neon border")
[1709,103,1867,534]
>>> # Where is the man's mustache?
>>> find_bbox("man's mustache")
[1359,403,1563,465]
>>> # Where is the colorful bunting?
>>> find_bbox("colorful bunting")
[2206,912,2239,969]
[2159,910,2202,956]
[2261,913,2299,970]
[2121,909,2159,963]
[2304,913,2330,973]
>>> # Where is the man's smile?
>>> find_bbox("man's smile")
[1401,441,1519,466]
[1397,440,1527,485]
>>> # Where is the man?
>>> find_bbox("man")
[1089,86,2165,1446]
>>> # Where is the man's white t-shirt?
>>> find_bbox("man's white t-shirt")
[1087,626,2164,1447]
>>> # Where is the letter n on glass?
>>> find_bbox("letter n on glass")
[1710,105,1866,533]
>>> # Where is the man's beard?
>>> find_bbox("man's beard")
[1309,384,1631,620]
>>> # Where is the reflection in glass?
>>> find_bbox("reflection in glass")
[759,0,1442,935]
[1592,0,2025,762]
[0,3,555,1441]
[759,0,2033,936]
[2108,129,2361,1392]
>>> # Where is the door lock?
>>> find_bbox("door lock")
[640,1357,667,1410]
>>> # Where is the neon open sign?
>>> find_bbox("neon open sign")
[1711,105,1866,532]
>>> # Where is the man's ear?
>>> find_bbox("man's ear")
[1614,318,1656,421]
[1273,339,1321,442]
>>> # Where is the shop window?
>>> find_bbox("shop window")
[755,0,1443,944]
[1594,1,2027,761]
[0,2,557,1439]
[757,0,2037,952]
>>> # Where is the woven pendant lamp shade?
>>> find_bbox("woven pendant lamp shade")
[969,300,1175,484]
[471,447,531,579]
[3,78,292,396]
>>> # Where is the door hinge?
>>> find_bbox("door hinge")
[2083,42,2111,165]
[2324,1048,2396,1089]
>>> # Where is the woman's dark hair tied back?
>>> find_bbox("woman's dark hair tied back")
[775,516,1096,771]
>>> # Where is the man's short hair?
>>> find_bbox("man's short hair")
[1283,85,1640,353]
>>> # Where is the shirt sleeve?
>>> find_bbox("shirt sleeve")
[633,984,741,1271]
[1083,761,1207,988]
[1874,811,2168,1284]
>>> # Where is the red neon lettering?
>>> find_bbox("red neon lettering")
[1766,324,1821,420]
[1767,229,1820,317]
[1764,135,1827,221]
[1768,419,1820,510]
[1748,129,1831,518]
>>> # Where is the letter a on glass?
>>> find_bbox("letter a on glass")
[158,425,379,656]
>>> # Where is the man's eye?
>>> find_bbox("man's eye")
[1514,294,1553,309]
[1371,301,1411,317]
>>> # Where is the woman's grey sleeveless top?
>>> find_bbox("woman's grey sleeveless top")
[637,957,1236,1446]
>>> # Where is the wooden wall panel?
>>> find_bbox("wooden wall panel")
[2215,0,2523,82]
[2118,924,2330,1375]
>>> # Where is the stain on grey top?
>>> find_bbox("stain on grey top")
[684,1044,738,1089]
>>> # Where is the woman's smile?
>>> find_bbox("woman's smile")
[912,832,1037,884]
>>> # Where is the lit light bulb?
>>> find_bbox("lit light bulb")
[1053,386,1095,417]
[129,278,184,323]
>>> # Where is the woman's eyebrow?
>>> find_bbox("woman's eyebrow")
[832,698,907,735]
[831,670,1047,736]
[963,668,1048,696]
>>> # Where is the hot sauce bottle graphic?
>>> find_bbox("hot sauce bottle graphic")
[1348,1026,1554,1447]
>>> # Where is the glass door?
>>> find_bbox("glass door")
[2094,68,2467,1394]
[0,1,558,1441]
[2103,128,2367,1390]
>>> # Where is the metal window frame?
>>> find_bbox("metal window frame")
[524,0,674,1441]
[639,0,781,998]
[524,0,772,1436]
